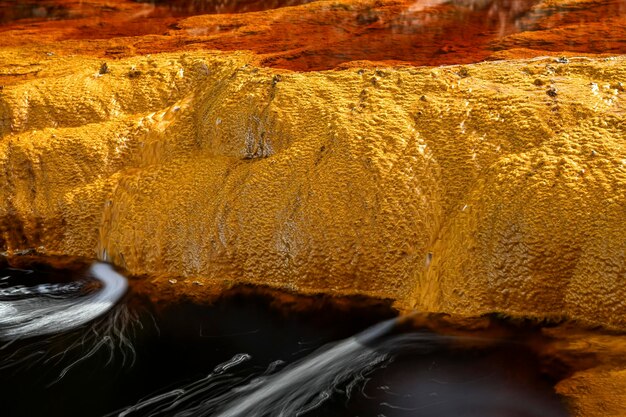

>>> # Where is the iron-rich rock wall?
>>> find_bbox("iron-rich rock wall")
[1,51,625,331]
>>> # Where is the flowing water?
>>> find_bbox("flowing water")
[0,256,570,417]
[0,263,127,340]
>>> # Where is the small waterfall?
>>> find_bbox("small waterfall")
[0,262,128,340]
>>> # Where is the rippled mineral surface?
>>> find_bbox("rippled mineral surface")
[1,1,626,416]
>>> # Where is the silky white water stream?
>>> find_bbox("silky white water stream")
[0,263,128,340]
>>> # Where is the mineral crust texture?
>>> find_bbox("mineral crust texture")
[1,51,625,332]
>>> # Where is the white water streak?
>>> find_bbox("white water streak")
[0,263,128,340]
[113,318,405,417]
[209,319,430,417]
[215,338,376,417]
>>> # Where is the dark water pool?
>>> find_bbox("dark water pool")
[0,257,569,417]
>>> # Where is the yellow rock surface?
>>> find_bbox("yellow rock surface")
[557,368,626,417]
[538,325,626,416]
[1,50,626,331]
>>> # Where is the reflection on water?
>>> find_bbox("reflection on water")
[1,0,625,69]
[133,0,319,15]
[0,2,70,24]
[0,0,319,25]
[0,257,571,417]
[120,322,568,417]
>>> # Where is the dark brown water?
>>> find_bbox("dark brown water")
[0,257,571,417]
[0,2,69,24]
[133,0,319,15]
[0,0,318,24]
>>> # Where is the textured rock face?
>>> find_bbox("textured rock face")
[1,50,625,332]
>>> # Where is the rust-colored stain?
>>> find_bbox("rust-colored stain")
[1,0,626,70]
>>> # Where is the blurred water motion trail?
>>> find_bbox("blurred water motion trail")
[0,262,128,340]
[0,257,570,417]
[1,0,625,70]
[115,320,569,417]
